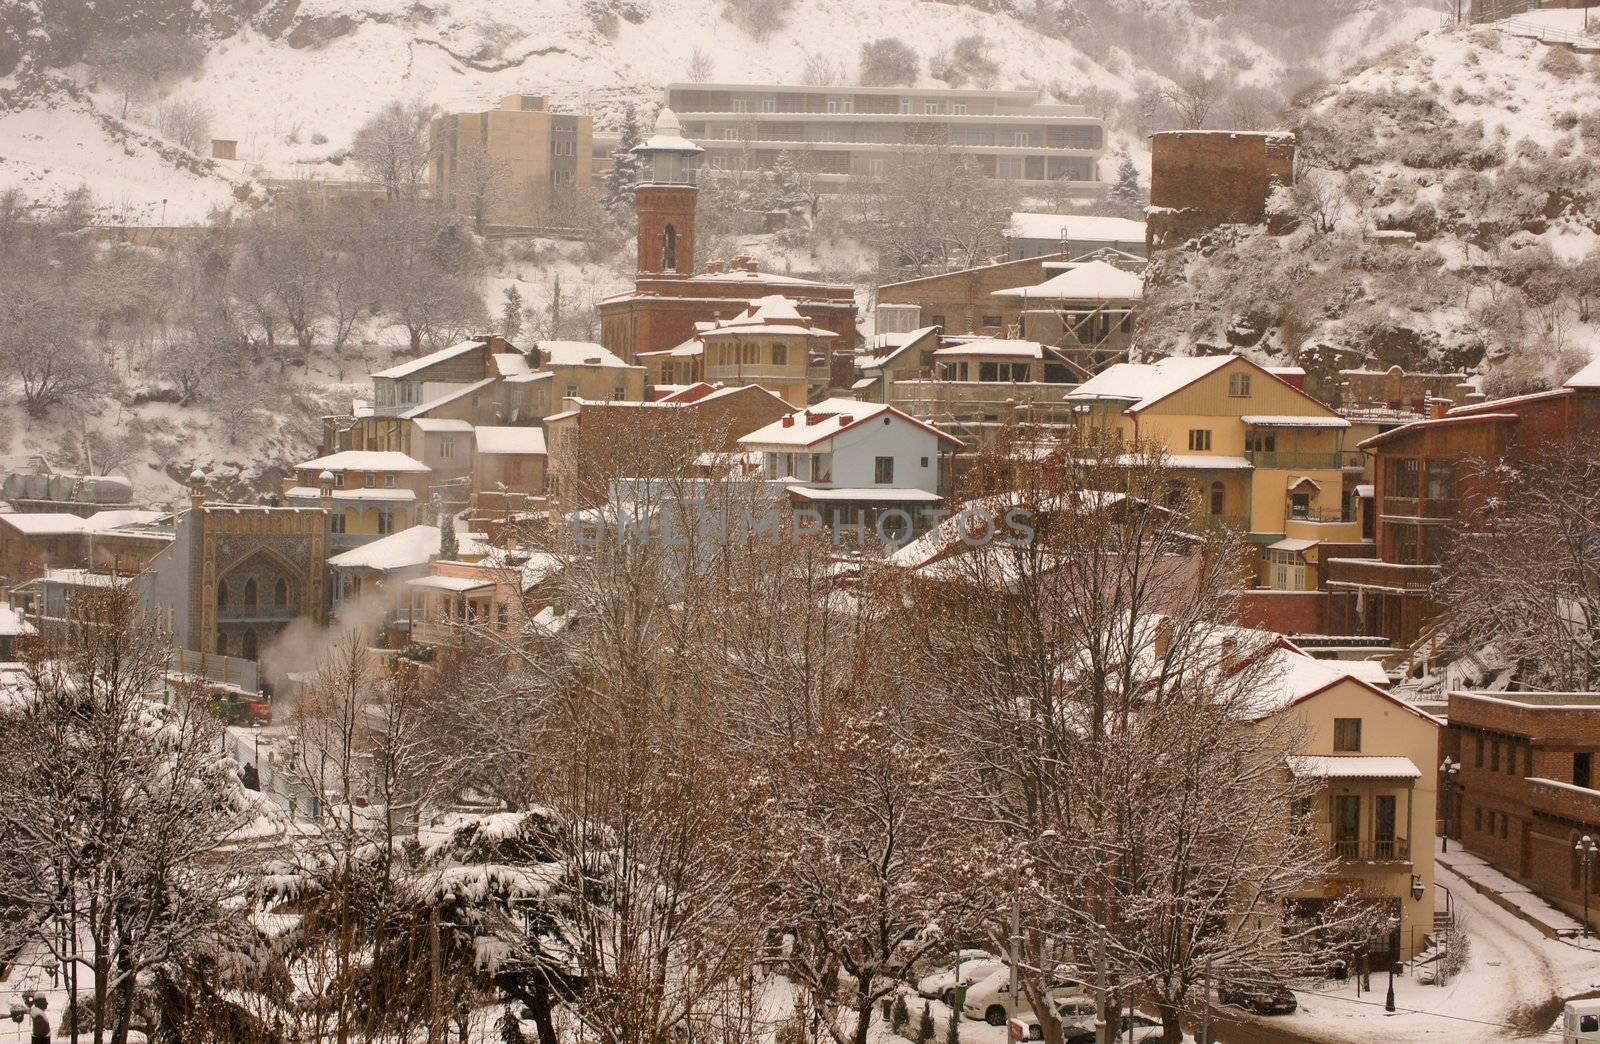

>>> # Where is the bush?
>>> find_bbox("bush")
[859,37,918,87]
[891,993,910,1033]
[156,97,212,154]
[929,34,997,88]
[1540,45,1583,80]
[723,0,793,39]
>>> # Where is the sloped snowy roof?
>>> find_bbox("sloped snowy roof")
[284,487,419,502]
[699,295,837,339]
[296,451,430,473]
[932,338,1047,359]
[1007,213,1147,242]
[82,509,166,532]
[492,353,535,378]
[400,377,499,419]
[739,398,963,449]
[992,260,1145,302]
[328,525,443,572]
[0,513,87,535]
[1067,355,1237,412]
[371,340,484,380]
[1564,359,1600,388]
[473,426,547,455]
[537,340,632,368]
[1286,755,1421,780]
[0,603,36,638]
[412,418,474,433]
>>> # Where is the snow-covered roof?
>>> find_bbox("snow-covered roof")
[1286,755,1421,781]
[82,509,167,532]
[1007,213,1147,242]
[1267,538,1318,552]
[473,426,547,455]
[788,486,942,503]
[284,487,419,502]
[932,338,1047,359]
[699,295,837,338]
[1153,454,1252,470]
[412,418,475,433]
[400,377,499,419]
[739,397,963,449]
[1564,359,1600,388]
[1240,415,1350,429]
[1066,355,1238,412]
[537,340,632,368]
[328,525,443,572]
[692,268,829,287]
[371,340,485,380]
[407,574,495,593]
[492,353,535,378]
[0,513,87,535]
[992,260,1145,302]
[0,603,35,638]
[296,450,430,474]
[634,107,703,154]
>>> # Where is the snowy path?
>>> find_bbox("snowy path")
[1274,858,1600,1043]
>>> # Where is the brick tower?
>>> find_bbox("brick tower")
[632,108,703,277]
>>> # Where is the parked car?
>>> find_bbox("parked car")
[916,949,1005,1006]
[1218,979,1298,1016]
[1063,1014,1164,1043]
[1006,998,1100,1040]
[962,971,1089,1026]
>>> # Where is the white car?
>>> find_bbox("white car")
[1006,998,1099,1040]
[916,950,1006,1006]
[962,969,1089,1026]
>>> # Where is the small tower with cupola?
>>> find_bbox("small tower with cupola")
[632,108,703,277]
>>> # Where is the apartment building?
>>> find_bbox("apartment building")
[430,95,593,228]
[663,83,1105,193]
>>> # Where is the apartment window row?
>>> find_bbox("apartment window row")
[551,138,577,156]
[1385,458,1455,502]
[1386,522,1448,566]
[1471,733,1536,777]
[711,342,789,368]
[1472,804,1511,840]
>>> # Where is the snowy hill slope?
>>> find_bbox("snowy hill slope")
[1140,20,1600,395]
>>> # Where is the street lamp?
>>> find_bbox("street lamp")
[1440,757,1461,852]
[1577,835,1599,937]
[1385,913,1400,1013]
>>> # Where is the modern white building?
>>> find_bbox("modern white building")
[664,83,1106,194]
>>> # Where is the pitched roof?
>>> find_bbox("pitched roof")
[0,513,87,535]
[738,397,964,449]
[328,525,444,571]
[1565,359,1600,388]
[296,451,431,473]
[992,260,1145,302]
[699,295,836,338]
[473,426,547,455]
[400,377,498,419]
[371,340,485,380]
[537,341,632,368]
[1066,355,1237,411]
[932,338,1048,359]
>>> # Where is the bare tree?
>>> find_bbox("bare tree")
[1163,68,1229,130]
[847,146,1018,278]
[85,32,206,118]
[444,143,514,234]
[156,97,213,153]
[352,97,439,201]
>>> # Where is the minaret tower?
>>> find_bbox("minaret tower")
[632,108,703,278]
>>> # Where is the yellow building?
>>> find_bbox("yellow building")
[1067,355,1362,588]
[430,95,593,228]
[637,295,836,408]
[1253,639,1441,961]
[283,450,433,552]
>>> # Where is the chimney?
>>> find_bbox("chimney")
[707,260,724,274]
[781,415,794,427]
[188,468,207,510]
[1428,397,1450,420]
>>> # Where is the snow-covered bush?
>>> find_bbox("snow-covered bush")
[722,0,793,40]
[929,34,998,88]
[859,37,919,86]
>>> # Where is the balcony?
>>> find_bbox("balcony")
[1333,839,1411,863]
[1323,557,1438,591]
[1376,496,1457,521]
[1246,450,1344,470]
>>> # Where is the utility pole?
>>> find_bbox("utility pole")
[1199,955,1213,1044]
[1008,890,1021,1023]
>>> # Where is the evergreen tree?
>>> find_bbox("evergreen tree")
[546,273,564,340]
[1108,150,1145,213]
[944,1011,960,1044]
[891,994,909,1034]
[497,1008,527,1044]
[500,284,524,342]
[603,104,644,213]
[439,505,459,559]
[918,1001,934,1042]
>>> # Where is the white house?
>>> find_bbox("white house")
[737,398,963,537]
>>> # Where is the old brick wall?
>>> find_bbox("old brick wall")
[1149,131,1296,241]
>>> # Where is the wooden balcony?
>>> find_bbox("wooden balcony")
[1323,557,1438,591]
[1333,839,1411,863]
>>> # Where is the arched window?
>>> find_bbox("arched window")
[216,631,227,656]
[1210,481,1226,516]
[217,581,228,608]
[662,224,678,270]
[244,578,258,609]
[275,578,288,608]
[242,629,258,662]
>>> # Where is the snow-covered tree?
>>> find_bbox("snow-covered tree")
[1107,151,1145,214]
[352,98,439,202]
[501,284,526,341]
[603,104,644,214]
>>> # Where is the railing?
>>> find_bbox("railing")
[1333,839,1411,862]
[1246,451,1344,470]
[1491,16,1596,45]
[1376,496,1456,520]
[1288,507,1352,523]
[1323,557,1439,591]
[171,648,261,693]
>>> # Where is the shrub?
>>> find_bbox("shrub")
[929,34,998,88]
[859,37,918,87]
[891,993,909,1033]
[1540,45,1583,80]
[156,98,212,153]
[723,0,793,39]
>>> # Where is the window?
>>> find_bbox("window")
[1375,794,1397,857]
[1389,458,1420,498]
[733,98,749,113]
[952,102,968,115]
[1525,747,1534,776]
[217,581,228,608]
[385,475,396,488]
[1246,430,1276,453]
[1229,372,1252,397]
[377,510,394,535]
[874,456,894,484]
[440,440,456,459]
[929,314,945,330]
[1290,492,1311,519]
[330,513,347,534]
[760,98,776,112]
[1209,481,1226,516]
[1578,752,1593,789]
[613,386,625,400]
[815,453,832,482]
[771,343,787,366]
[924,102,940,114]
[334,472,345,487]
[920,456,929,468]
[1187,429,1212,452]
[899,98,913,114]
[1333,718,1362,752]
[365,473,376,488]
[1424,460,1455,503]
[982,315,1002,328]
[566,384,578,397]
[1333,795,1360,855]
[826,97,853,114]
[1475,735,1484,768]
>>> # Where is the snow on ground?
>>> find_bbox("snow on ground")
[1279,852,1600,1043]
[0,88,245,223]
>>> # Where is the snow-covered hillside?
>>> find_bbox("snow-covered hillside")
[1,0,1438,218]
[1142,18,1600,396]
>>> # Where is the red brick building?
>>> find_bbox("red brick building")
[1325,363,1600,646]
[597,110,856,366]
[1446,690,1600,926]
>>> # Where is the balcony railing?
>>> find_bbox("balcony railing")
[1333,839,1411,862]
[1246,451,1344,470]
[1323,557,1439,591]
